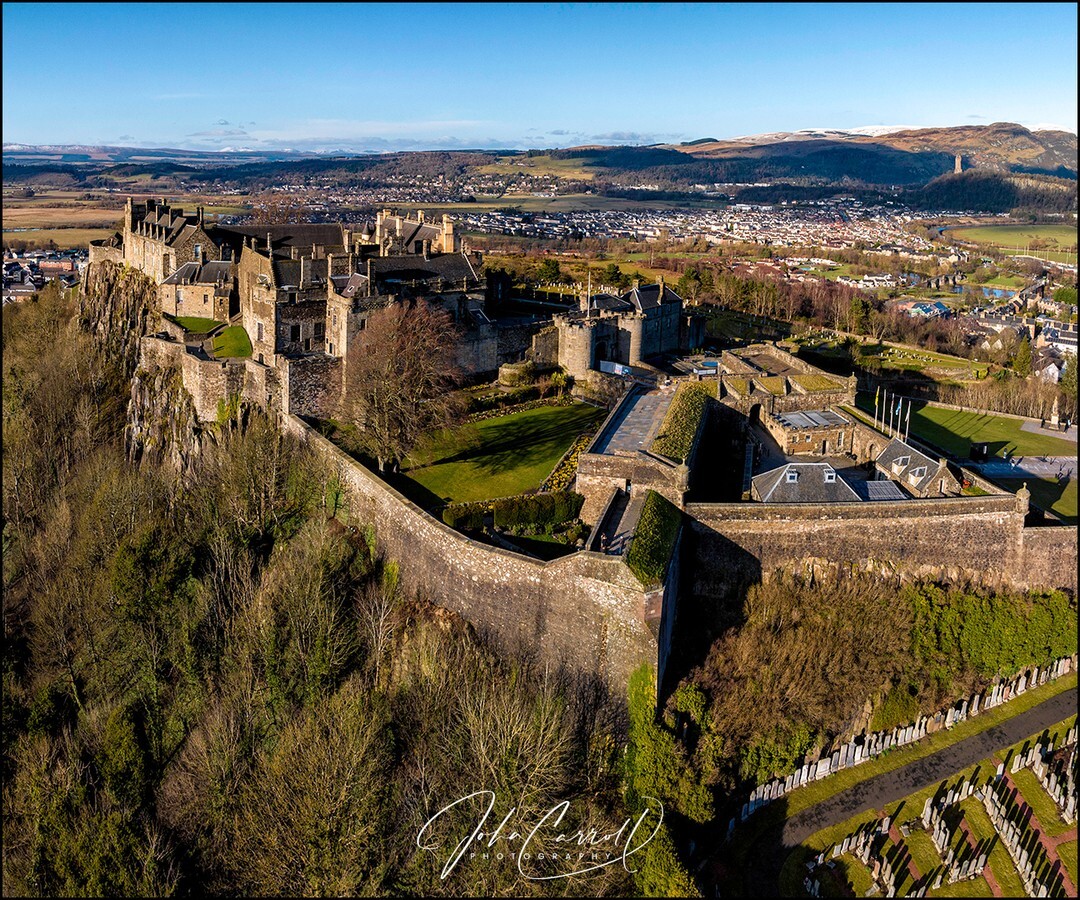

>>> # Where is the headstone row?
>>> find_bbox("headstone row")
[1031,741,1077,825]
[982,776,1062,896]
[730,654,1076,830]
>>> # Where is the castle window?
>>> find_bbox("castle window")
[203,293,209,305]
[824,470,837,483]
[314,322,325,340]
[290,324,301,342]
[359,319,366,331]
[332,313,338,327]
[329,342,334,355]
[257,322,264,342]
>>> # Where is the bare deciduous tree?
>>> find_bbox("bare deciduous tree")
[342,301,463,473]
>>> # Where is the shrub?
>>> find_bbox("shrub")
[492,490,583,529]
[441,501,489,530]
[626,491,682,588]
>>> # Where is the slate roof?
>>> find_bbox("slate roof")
[752,462,861,503]
[368,252,478,285]
[218,223,347,251]
[876,438,939,494]
[161,260,235,286]
[271,257,329,289]
[622,282,682,312]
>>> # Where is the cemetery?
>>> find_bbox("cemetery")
[730,656,1077,833]
[787,720,1078,897]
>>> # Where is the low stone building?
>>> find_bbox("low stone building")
[762,408,853,456]
[875,438,961,498]
[751,462,861,503]
[160,259,236,321]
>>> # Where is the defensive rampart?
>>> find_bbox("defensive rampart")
[282,414,660,689]
[685,494,1076,596]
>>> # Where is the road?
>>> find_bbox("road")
[724,686,1078,897]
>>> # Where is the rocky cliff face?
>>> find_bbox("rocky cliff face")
[79,260,209,473]
[79,261,159,378]
[127,362,205,476]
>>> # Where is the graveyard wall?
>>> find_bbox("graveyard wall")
[282,414,660,690]
[685,494,1076,595]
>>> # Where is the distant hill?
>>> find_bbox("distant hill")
[669,123,1077,178]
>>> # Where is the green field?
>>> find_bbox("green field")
[400,402,605,505]
[476,154,598,181]
[950,224,1078,265]
[1059,839,1078,887]
[211,325,252,358]
[3,227,114,248]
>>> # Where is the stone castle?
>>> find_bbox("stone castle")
[90,199,1077,694]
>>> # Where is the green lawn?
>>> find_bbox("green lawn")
[1058,839,1078,888]
[211,325,252,358]
[400,402,605,504]
[1009,763,1074,837]
[996,476,1077,524]
[172,315,223,333]
[854,395,1077,460]
[951,224,1077,252]
[930,874,993,897]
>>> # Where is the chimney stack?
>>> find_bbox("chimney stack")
[417,209,425,224]
[366,258,374,297]
[658,275,665,301]
[422,240,430,260]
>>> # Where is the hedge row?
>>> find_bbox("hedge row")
[626,491,682,589]
[442,490,585,531]
[466,385,540,414]
[651,382,715,462]
[493,491,583,529]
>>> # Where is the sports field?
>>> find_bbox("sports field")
[950,224,1077,264]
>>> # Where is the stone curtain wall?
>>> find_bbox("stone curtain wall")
[283,354,342,419]
[685,495,1077,595]
[138,337,285,421]
[282,415,660,690]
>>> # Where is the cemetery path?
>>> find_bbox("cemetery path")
[738,686,1077,896]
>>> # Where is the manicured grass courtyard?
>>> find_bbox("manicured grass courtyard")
[996,476,1077,524]
[172,315,223,333]
[211,325,252,358]
[853,395,1077,459]
[400,402,605,504]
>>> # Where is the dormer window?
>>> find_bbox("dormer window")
[786,470,799,483]
[909,466,927,483]
[824,470,837,483]
[893,455,910,471]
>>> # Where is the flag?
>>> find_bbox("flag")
[905,400,911,441]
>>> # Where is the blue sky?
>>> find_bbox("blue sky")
[3,2,1076,151]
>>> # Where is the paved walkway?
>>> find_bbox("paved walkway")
[1021,419,1077,443]
[592,388,673,455]
[972,456,1076,481]
[730,687,1078,896]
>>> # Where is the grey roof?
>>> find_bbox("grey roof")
[367,252,478,285]
[752,462,861,503]
[161,259,235,286]
[218,223,347,251]
[851,479,907,501]
[775,409,849,430]
[876,438,939,494]
[621,282,682,312]
[271,257,329,289]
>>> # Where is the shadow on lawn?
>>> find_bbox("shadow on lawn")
[423,408,602,477]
